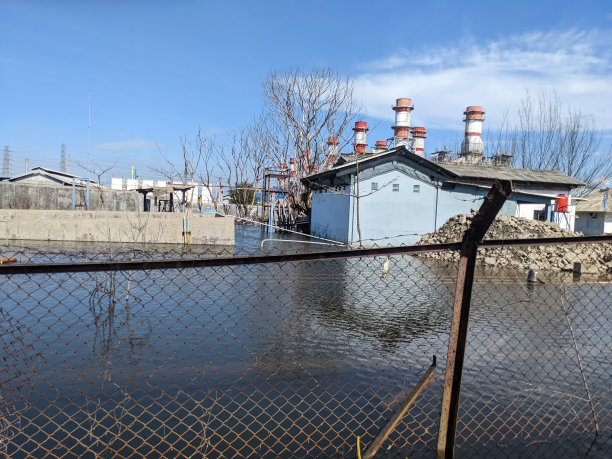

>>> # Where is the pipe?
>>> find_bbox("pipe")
[72,179,76,210]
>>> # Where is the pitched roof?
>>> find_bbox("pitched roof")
[31,166,79,179]
[8,166,92,185]
[575,189,610,212]
[305,147,584,189]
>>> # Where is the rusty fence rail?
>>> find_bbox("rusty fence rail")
[1,234,611,457]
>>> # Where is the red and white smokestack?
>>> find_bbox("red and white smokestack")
[327,136,339,164]
[392,98,414,146]
[461,106,485,155]
[411,127,427,158]
[353,121,368,153]
[373,140,387,153]
[289,157,296,172]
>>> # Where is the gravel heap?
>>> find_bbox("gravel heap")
[416,214,612,273]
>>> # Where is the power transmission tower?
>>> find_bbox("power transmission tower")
[60,144,66,172]
[2,145,10,177]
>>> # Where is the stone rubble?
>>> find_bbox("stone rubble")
[416,214,612,273]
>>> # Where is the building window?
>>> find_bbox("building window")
[393,184,400,192]
[413,185,420,193]
[534,210,546,221]
[371,182,379,192]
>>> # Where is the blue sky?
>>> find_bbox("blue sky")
[1,0,611,183]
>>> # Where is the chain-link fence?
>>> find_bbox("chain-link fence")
[1,236,611,457]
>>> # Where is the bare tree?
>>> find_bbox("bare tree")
[261,66,362,217]
[77,160,118,187]
[493,90,609,194]
[153,128,218,211]
[220,131,253,217]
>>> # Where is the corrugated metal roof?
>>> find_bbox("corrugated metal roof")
[304,147,584,189]
[439,164,585,186]
[575,189,610,212]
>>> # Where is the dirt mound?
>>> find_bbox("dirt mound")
[416,214,612,273]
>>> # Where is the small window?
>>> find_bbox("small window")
[534,210,546,221]
[413,185,420,193]
[392,184,400,192]
[371,182,379,192]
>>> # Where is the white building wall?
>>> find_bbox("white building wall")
[201,186,213,203]
[111,178,124,190]
[606,214,612,234]
[516,203,546,219]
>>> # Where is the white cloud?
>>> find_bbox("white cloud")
[95,137,158,151]
[355,29,612,132]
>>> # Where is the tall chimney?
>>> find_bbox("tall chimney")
[460,106,485,158]
[373,140,387,153]
[411,127,427,158]
[353,121,368,153]
[392,98,413,146]
[325,136,339,168]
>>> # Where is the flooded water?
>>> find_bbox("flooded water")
[1,226,610,457]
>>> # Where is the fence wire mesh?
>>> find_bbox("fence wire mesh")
[1,239,610,458]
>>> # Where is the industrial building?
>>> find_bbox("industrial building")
[303,99,584,245]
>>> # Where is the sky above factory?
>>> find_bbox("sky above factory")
[1,0,611,181]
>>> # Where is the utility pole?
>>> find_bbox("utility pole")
[60,144,67,172]
[88,85,92,171]
[2,146,10,177]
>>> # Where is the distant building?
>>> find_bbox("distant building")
[303,146,584,245]
[110,177,214,211]
[575,189,611,235]
[7,166,92,186]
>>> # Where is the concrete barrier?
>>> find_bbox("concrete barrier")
[0,210,235,246]
[0,182,142,211]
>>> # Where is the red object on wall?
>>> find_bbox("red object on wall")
[555,194,569,212]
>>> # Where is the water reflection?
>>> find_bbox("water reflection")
[2,228,610,457]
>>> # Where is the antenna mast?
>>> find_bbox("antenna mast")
[88,86,91,171]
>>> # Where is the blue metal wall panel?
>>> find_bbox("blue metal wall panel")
[310,187,351,242]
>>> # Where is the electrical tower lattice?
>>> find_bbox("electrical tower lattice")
[2,146,10,177]
[61,144,66,172]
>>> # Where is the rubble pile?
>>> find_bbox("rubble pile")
[416,214,612,273]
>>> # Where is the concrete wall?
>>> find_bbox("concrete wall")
[0,182,142,211]
[0,210,235,245]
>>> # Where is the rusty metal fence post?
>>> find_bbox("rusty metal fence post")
[437,179,512,458]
